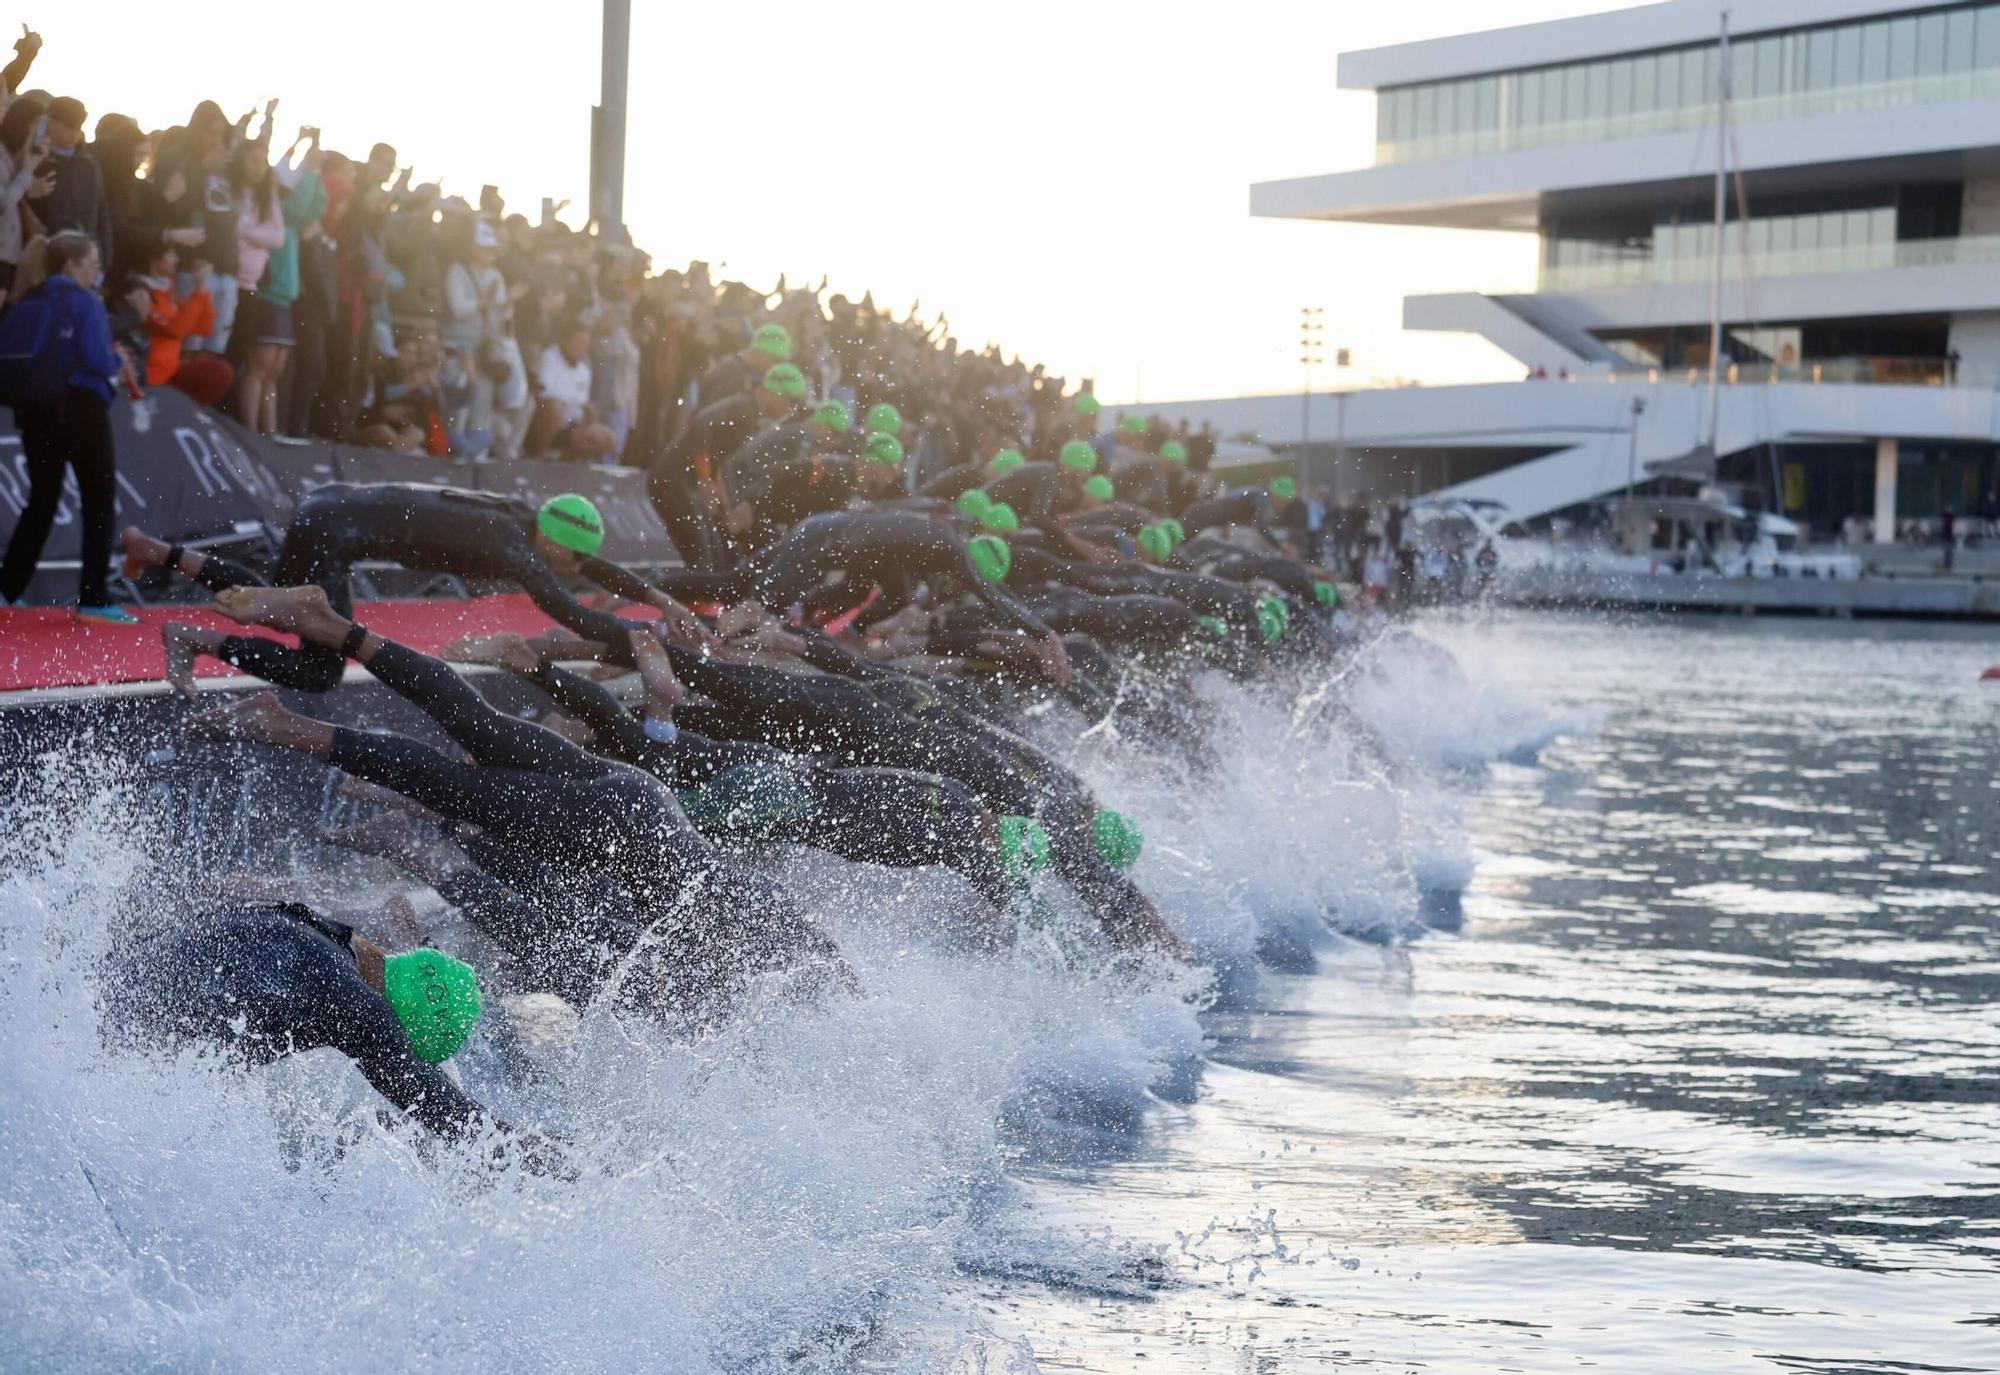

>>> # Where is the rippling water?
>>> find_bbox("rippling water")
[4,611,1996,1372]
[942,611,2000,1372]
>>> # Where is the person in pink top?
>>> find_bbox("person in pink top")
[231,140,285,426]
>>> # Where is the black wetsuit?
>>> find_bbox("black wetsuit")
[1107,458,1198,515]
[1063,502,1158,539]
[723,417,818,492]
[111,904,490,1140]
[949,587,1211,651]
[649,393,761,571]
[1176,537,1323,607]
[729,454,859,545]
[314,636,842,1016]
[187,483,657,693]
[981,463,1074,527]
[916,460,988,503]
[512,661,1012,910]
[751,510,1058,641]
[653,642,1164,948]
[1180,487,1287,549]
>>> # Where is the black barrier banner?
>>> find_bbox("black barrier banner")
[0,391,681,571]
[470,457,672,566]
[0,390,285,563]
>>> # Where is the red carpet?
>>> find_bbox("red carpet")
[0,594,641,694]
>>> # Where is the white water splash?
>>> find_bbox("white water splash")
[0,627,1553,1372]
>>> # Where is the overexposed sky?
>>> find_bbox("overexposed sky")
[25,0,1633,402]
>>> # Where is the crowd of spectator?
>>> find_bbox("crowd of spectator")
[0,29,1232,490]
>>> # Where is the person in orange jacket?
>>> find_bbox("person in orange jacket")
[133,244,234,404]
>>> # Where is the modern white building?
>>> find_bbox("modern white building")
[1151,0,2000,538]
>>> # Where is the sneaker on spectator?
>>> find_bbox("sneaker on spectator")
[77,605,141,626]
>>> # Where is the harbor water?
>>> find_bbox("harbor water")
[2,610,1996,1371]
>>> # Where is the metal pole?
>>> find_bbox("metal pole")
[1626,395,1647,499]
[1705,11,1730,445]
[598,0,632,241]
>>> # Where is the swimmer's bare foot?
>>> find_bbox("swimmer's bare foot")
[184,690,291,743]
[540,709,596,748]
[320,809,432,868]
[120,526,171,580]
[442,632,540,673]
[213,585,345,643]
[715,599,769,640]
[160,621,223,699]
[629,627,684,714]
[337,772,440,822]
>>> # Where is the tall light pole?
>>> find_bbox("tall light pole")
[591,0,632,242]
[1299,306,1324,489]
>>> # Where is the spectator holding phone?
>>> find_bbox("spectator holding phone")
[25,97,114,265]
[0,94,53,297]
[0,231,137,622]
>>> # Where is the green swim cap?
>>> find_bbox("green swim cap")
[814,400,852,431]
[967,534,1011,584]
[1082,475,1114,501]
[1160,441,1187,463]
[981,503,1020,533]
[1196,614,1228,638]
[752,322,793,360]
[1159,518,1186,547]
[1269,476,1298,501]
[1118,414,1145,437]
[381,949,484,1064]
[988,449,1026,475]
[1138,523,1174,562]
[1257,594,1290,644]
[1093,810,1144,872]
[763,362,807,399]
[1313,579,1339,608]
[866,402,903,435]
[1074,393,1101,417]
[956,489,994,520]
[864,432,904,467]
[1059,440,1098,473]
[537,493,606,557]
[997,814,1051,883]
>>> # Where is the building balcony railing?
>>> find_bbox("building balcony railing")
[1376,64,2000,166]
[1536,231,2000,293]
[1547,356,1976,387]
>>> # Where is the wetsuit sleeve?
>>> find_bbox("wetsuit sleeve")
[512,552,645,657]
[522,661,659,767]
[972,573,1057,640]
[791,629,890,680]
[292,939,494,1141]
[577,555,662,607]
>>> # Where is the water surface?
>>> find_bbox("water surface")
[949,612,2000,1372]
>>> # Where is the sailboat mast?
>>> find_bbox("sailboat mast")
[1706,10,1730,446]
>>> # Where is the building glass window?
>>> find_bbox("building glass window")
[1947,8,1975,74]
[1806,27,1835,89]
[1835,22,1863,87]
[1888,16,1918,81]
[1861,19,1891,84]
[1917,11,1947,76]
[1586,61,1610,124]
[1383,5,2000,162]
[1979,4,2000,70]
[1633,53,1658,112]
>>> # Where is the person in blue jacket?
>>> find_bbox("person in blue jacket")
[0,230,137,622]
